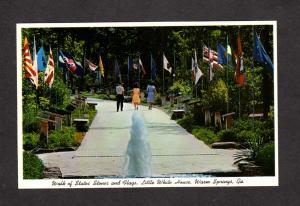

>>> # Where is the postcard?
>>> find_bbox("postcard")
[17,21,278,188]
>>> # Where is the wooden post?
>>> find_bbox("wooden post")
[222,112,235,130]
[214,112,222,129]
[40,119,49,145]
[55,116,62,130]
[204,108,211,126]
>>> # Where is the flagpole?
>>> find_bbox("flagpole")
[173,50,175,86]
[252,26,256,131]
[98,52,101,92]
[138,55,141,87]
[33,36,39,111]
[195,49,197,98]
[98,70,101,91]
[127,56,129,91]
[226,35,229,113]
[201,44,204,90]
[239,86,241,117]
[150,53,152,81]
[163,55,165,95]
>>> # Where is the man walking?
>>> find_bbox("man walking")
[116,83,125,112]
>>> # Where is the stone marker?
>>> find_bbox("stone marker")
[211,142,239,149]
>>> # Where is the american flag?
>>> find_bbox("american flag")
[44,47,54,87]
[202,45,223,70]
[23,36,38,89]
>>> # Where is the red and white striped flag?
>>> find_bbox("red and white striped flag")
[203,45,223,70]
[23,36,38,89]
[44,47,55,87]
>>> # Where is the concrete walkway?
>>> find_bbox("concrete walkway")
[38,98,240,177]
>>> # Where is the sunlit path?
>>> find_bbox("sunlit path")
[38,98,240,177]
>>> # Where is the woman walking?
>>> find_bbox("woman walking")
[132,82,141,110]
[146,81,156,110]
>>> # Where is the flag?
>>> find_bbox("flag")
[58,50,83,76]
[202,45,223,69]
[37,46,47,71]
[193,50,203,85]
[208,47,214,81]
[58,51,67,68]
[74,60,84,76]
[58,51,76,73]
[191,57,196,81]
[226,36,233,65]
[217,43,227,65]
[44,47,54,87]
[150,54,157,80]
[253,32,274,71]
[235,32,246,86]
[128,56,132,73]
[163,53,172,73]
[99,55,105,77]
[114,59,121,82]
[32,37,38,78]
[85,58,98,71]
[237,32,244,72]
[139,58,146,76]
[23,36,38,89]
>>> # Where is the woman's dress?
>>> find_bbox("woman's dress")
[132,88,140,104]
[146,85,155,103]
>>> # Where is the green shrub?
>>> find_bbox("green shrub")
[192,127,220,145]
[255,143,275,176]
[97,94,110,100]
[168,80,192,96]
[72,107,97,125]
[177,114,196,133]
[232,117,274,145]
[23,151,44,179]
[22,93,41,133]
[217,129,237,142]
[109,95,116,100]
[236,130,258,143]
[200,79,228,111]
[48,126,78,149]
[23,133,40,150]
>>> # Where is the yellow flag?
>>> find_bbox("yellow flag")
[99,55,105,77]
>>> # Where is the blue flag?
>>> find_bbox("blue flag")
[217,43,227,65]
[253,32,273,71]
[128,57,133,73]
[37,47,47,71]
[151,54,157,80]
[114,59,121,82]
[74,59,84,77]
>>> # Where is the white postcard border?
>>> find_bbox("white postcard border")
[17,21,278,188]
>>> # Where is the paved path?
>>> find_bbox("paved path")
[38,98,240,177]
